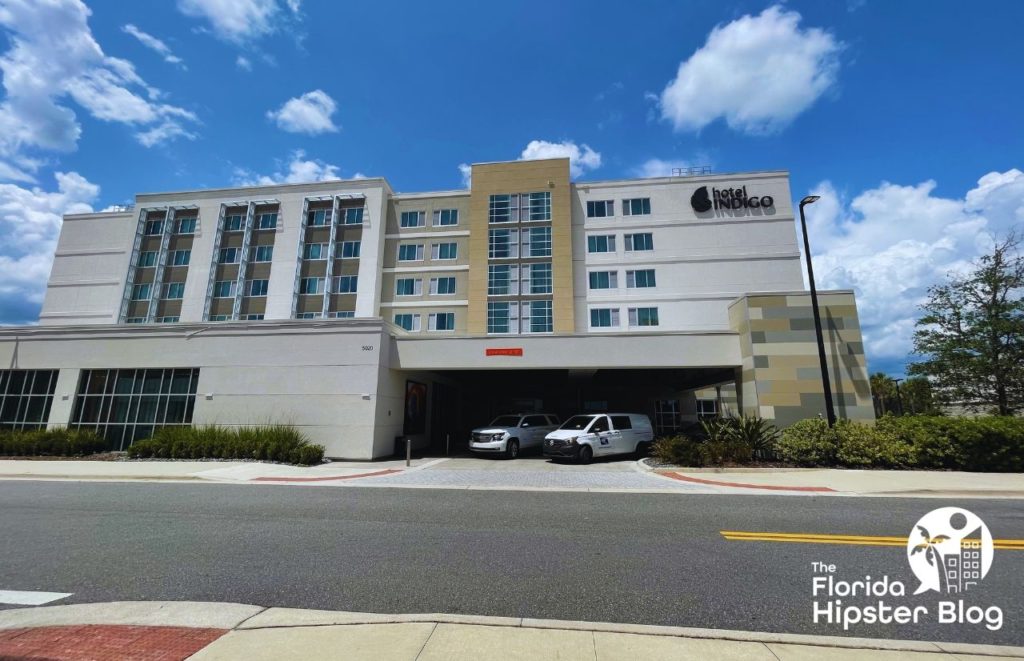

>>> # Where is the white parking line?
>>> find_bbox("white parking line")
[0,590,72,606]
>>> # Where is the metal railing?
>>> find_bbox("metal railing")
[671,166,713,177]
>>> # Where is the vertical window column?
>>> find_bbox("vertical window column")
[118,207,154,322]
[291,197,313,319]
[230,202,257,320]
[144,207,175,323]
[203,204,230,321]
[321,195,341,317]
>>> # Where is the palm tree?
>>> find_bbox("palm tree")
[910,525,950,592]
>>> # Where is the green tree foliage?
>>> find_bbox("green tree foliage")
[909,234,1024,415]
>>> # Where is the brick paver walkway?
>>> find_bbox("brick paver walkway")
[354,467,706,490]
[0,624,225,660]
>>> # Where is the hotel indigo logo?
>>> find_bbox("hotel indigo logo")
[908,507,993,595]
[690,185,774,213]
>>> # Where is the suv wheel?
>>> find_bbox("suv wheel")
[506,439,519,459]
[577,445,593,465]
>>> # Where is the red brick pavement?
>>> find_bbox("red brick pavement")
[0,624,226,660]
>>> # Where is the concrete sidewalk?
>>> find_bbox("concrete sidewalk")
[1,601,1021,660]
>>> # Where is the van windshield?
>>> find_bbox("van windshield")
[559,415,596,431]
[489,415,522,427]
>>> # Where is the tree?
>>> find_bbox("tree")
[870,372,897,416]
[909,233,1024,415]
[900,377,937,415]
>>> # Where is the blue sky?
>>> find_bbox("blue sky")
[1,0,1022,377]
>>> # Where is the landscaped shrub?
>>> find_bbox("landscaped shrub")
[725,416,780,459]
[650,434,705,466]
[834,419,914,468]
[699,439,753,466]
[878,415,1024,473]
[0,428,108,457]
[127,424,324,465]
[776,418,838,466]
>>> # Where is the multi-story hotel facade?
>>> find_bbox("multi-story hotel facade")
[0,158,874,458]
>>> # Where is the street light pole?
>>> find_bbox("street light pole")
[892,378,905,416]
[798,196,837,427]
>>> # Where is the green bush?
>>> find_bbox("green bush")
[699,439,753,466]
[0,428,108,457]
[650,434,705,466]
[127,424,324,465]
[834,419,914,468]
[776,419,838,466]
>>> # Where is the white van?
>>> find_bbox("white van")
[542,413,654,464]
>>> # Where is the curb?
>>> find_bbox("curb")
[0,602,1021,658]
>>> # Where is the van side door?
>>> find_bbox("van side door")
[609,415,634,454]
[589,415,614,455]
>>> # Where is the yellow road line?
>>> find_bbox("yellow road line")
[720,531,1024,550]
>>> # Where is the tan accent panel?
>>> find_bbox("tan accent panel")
[336,259,360,276]
[240,297,266,316]
[748,318,792,332]
[209,299,233,317]
[297,295,322,314]
[248,263,272,280]
[759,392,802,407]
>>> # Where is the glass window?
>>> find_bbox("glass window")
[155,316,179,323]
[327,311,354,319]
[590,308,619,328]
[394,313,420,331]
[257,212,278,229]
[487,302,510,334]
[397,244,423,261]
[170,250,190,266]
[125,317,145,324]
[224,214,244,231]
[628,307,659,327]
[253,245,274,262]
[209,315,229,321]
[489,229,511,258]
[162,282,185,299]
[587,235,616,253]
[303,243,328,260]
[144,220,163,235]
[488,265,511,296]
[212,281,236,298]
[528,300,552,333]
[655,400,682,435]
[627,269,656,288]
[489,194,512,223]
[433,209,459,226]
[307,208,331,226]
[623,198,651,216]
[137,251,157,267]
[588,271,617,289]
[131,283,151,300]
[0,370,58,431]
[296,312,321,319]
[432,242,457,260]
[343,208,364,225]
[241,314,265,321]
[218,247,240,264]
[339,241,361,258]
[300,277,324,295]
[395,278,421,296]
[429,312,455,331]
[431,276,456,295]
[586,200,614,218]
[529,263,552,294]
[246,279,268,296]
[528,227,551,257]
[527,192,551,221]
[697,399,719,420]
[176,217,197,234]
[333,275,358,293]
[625,233,654,251]
[400,211,425,228]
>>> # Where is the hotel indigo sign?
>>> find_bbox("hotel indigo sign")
[691,185,774,213]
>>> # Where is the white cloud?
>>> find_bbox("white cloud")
[458,163,472,188]
[804,169,1024,365]
[519,140,601,178]
[235,55,252,71]
[122,24,185,69]
[631,158,694,178]
[266,89,338,134]
[0,0,198,163]
[233,149,345,186]
[0,170,98,324]
[177,0,299,43]
[659,5,842,134]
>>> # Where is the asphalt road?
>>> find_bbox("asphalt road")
[0,481,1021,645]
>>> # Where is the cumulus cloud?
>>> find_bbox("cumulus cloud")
[177,0,300,43]
[659,5,842,134]
[0,171,98,324]
[235,55,252,71]
[519,140,601,178]
[458,163,472,188]
[0,0,198,163]
[804,169,1024,366]
[122,24,185,68]
[631,158,699,178]
[233,149,347,186]
[266,89,338,134]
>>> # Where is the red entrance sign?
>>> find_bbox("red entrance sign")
[486,348,523,357]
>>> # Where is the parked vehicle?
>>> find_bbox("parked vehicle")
[469,413,561,459]
[542,413,654,464]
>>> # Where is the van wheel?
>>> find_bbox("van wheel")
[577,445,593,465]
[505,439,519,459]
[634,442,651,459]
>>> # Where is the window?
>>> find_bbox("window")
[611,415,633,430]
[433,209,458,226]
[303,243,328,260]
[343,208,363,225]
[125,317,144,324]
[245,279,268,297]
[428,312,455,331]
[224,214,243,231]
[432,242,457,260]
[589,271,617,290]
[339,241,361,258]
[209,315,229,321]
[587,235,616,253]
[131,283,151,300]
[527,192,551,221]
[625,233,654,251]
[327,311,354,319]
[590,308,619,328]
[529,263,552,294]
[296,312,321,319]
[137,251,157,267]
[623,198,651,216]
[395,278,422,296]
[155,316,179,323]
[257,212,278,229]
[628,307,659,327]
[527,227,551,257]
[0,370,58,431]
[333,275,358,293]
[489,194,512,223]
[394,313,421,331]
[241,314,265,321]
[218,247,240,264]
[176,217,197,234]
[430,276,456,295]
[488,265,511,296]
[586,200,614,218]
[300,277,324,295]
[70,368,199,451]
[162,282,185,299]
[400,211,425,228]
[170,250,190,266]
[144,220,163,235]
[487,302,510,333]
[252,245,273,262]
[489,229,512,258]
[528,300,553,333]
[212,281,236,298]
[398,244,424,261]
[307,208,332,227]
[655,400,681,435]
[626,269,656,288]
[697,399,719,421]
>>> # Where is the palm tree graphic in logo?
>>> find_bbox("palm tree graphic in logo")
[907,507,994,595]
[910,525,950,592]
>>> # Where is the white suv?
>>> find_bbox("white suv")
[469,413,561,459]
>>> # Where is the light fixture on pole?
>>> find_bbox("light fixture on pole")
[798,195,837,427]
[892,377,905,416]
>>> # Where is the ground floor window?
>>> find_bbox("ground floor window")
[0,370,58,431]
[654,399,681,435]
[696,398,719,420]
[71,368,199,451]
